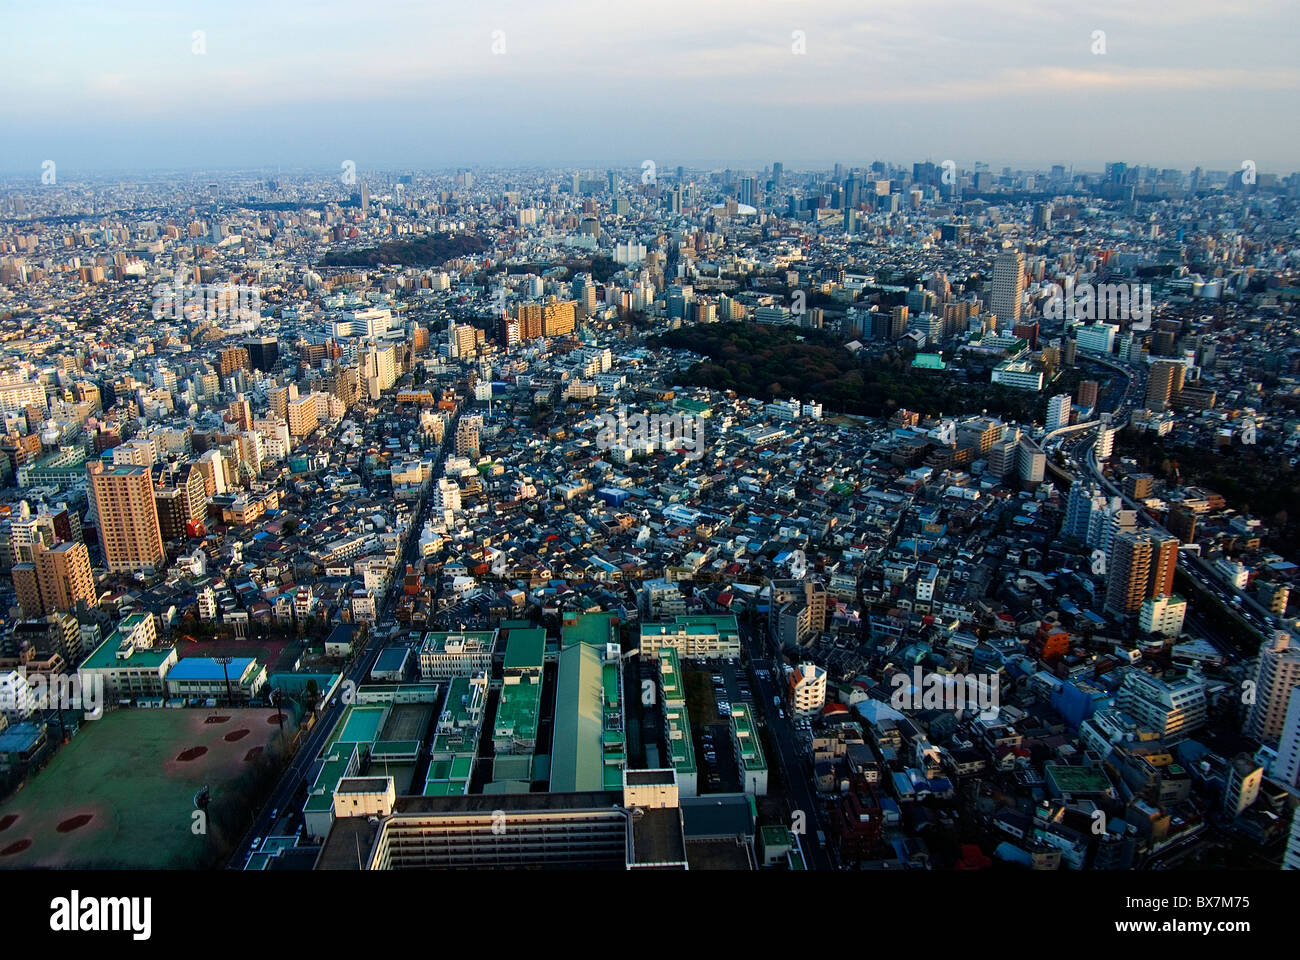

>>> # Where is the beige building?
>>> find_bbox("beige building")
[287,394,320,438]
[790,663,828,718]
[12,540,96,618]
[88,462,166,573]
[769,579,828,648]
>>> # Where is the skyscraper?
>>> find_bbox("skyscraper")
[88,462,166,574]
[991,249,1025,326]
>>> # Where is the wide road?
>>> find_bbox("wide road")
[739,619,834,870]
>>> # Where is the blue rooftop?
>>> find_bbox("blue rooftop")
[168,657,256,680]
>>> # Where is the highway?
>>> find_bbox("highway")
[1043,355,1275,655]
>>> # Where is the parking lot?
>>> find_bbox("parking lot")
[682,657,756,794]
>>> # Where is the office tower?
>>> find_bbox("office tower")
[1247,632,1300,741]
[991,249,1025,326]
[739,177,756,207]
[870,305,908,341]
[571,274,597,319]
[360,182,370,216]
[1146,360,1185,410]
[772,162,783,186]
[88,462,166,574]
[12,540,96,618]
[244,336,279,372]
[1046,394,1071,431]
[1105,531,1178,617]
[1016,436,1045,486]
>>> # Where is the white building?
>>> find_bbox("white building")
[1116,668,1207,738]
[790,663,827,718]
[1046,393,1071,431]
[0,669,36,721]
[991,359,1044,392]
[1139,594,1187,637]
[419,631,498,680]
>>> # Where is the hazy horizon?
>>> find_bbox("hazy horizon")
[3,0,1298,176]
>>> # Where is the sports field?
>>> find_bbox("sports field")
[0,706,298,869]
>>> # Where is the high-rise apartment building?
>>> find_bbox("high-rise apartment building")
[12,540,96,618]
[88,462,166,574]
[1146,360,1186,410]
[1247,632,1300,742]
[1105,531,1179,617]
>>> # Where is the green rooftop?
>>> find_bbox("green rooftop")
[552,637,623,793]
[731,704,766,773]
[503,627,546,671]
[80,636,176,671]
[658,647,685,705]
[561,610,618,650]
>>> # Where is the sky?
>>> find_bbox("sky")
[2,0,1298,177]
